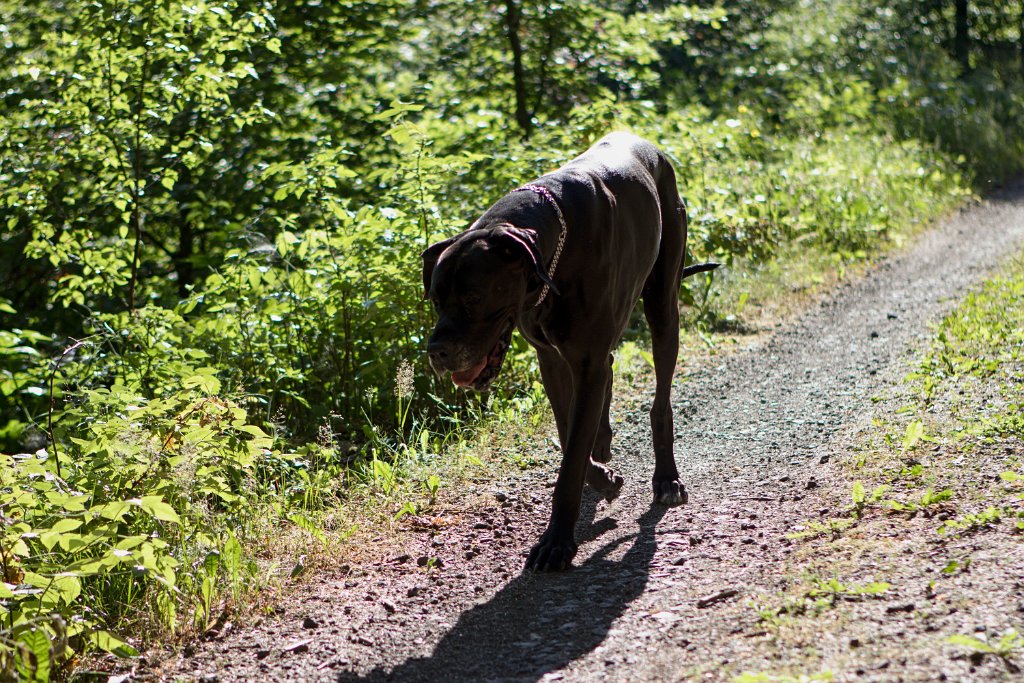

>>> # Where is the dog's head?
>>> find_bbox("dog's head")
[421,223,553,391]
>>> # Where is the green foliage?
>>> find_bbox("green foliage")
[878,253,1024,538]
[947,629,1024,667]
[850,481,889,517]
[734,672,834,683]
[758,575,890,625]
[884,488,955,516]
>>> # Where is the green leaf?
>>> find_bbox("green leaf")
[16,628,51,682]
[222,533,242,574]
[89,630,139,657]
[851,481,865,504]
[947,633,997,654]
[235,424,268,438]
[183,372,222,394]
[288,513,326,542]
[52,575,82,605]
[140,496,181,524]
[901,421,925,452]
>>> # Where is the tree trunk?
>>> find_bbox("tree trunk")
[954,0,970,74]
[503,0,532,138]
[175,212,195,299]
[1019,0,1024,74]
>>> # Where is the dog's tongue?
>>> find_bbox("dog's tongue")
[452,357,488,387]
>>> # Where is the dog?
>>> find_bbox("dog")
[421,132,718,571]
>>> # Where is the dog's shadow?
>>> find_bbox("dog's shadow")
[337,494,666,682]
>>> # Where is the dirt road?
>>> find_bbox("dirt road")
[166,182,1024,682]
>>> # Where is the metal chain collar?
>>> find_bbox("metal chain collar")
[512,184,567,306]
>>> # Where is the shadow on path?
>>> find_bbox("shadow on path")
[338,494,667,683]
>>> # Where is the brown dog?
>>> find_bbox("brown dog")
[422,132,717,571]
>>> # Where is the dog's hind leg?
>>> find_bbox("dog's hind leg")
[585,353,623,500]
[592,353,614,463]
[642,180,688,506]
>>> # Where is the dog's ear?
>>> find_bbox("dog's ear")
[421,235,458,299]
[492,224,559,295]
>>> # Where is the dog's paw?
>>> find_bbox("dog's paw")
[524,533,578,572]
[586,461,625,502]
[652,478,688,506]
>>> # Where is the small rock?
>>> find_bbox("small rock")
[407,586,421,598]
[819,454,830,464]
[256,649,271,660]
[302,617,319,629]
[493,491,508,502]
[806,478,819,490]
[200,675,219,683]
[382,600,397,614]
[473,522,492,530]
[850,638,861,648]
[870,331,879,338]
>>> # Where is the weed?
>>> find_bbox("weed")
[786,518,853,541]
[938,507,1003,535]
[947,629,1024,672]
[850,481,889,518]
[884,488,955,517]
[758,576,890,625]
[734,672,834,683]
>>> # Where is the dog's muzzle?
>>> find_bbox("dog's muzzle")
[437,323,514,392]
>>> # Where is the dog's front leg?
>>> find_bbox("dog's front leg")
[526,356,610,572]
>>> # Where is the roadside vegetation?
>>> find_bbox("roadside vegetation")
[746,252,1024,681]
[1,0,1023,678]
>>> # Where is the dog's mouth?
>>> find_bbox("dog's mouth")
[451,324,514,391]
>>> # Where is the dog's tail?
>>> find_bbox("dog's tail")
[682,262,720,278]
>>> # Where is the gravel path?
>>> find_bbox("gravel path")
[166,182,1024,682]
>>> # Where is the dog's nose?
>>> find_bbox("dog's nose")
[427,341,449,368]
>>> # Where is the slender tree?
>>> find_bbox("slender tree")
[503,0,533,137]
[954,0,970,73]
